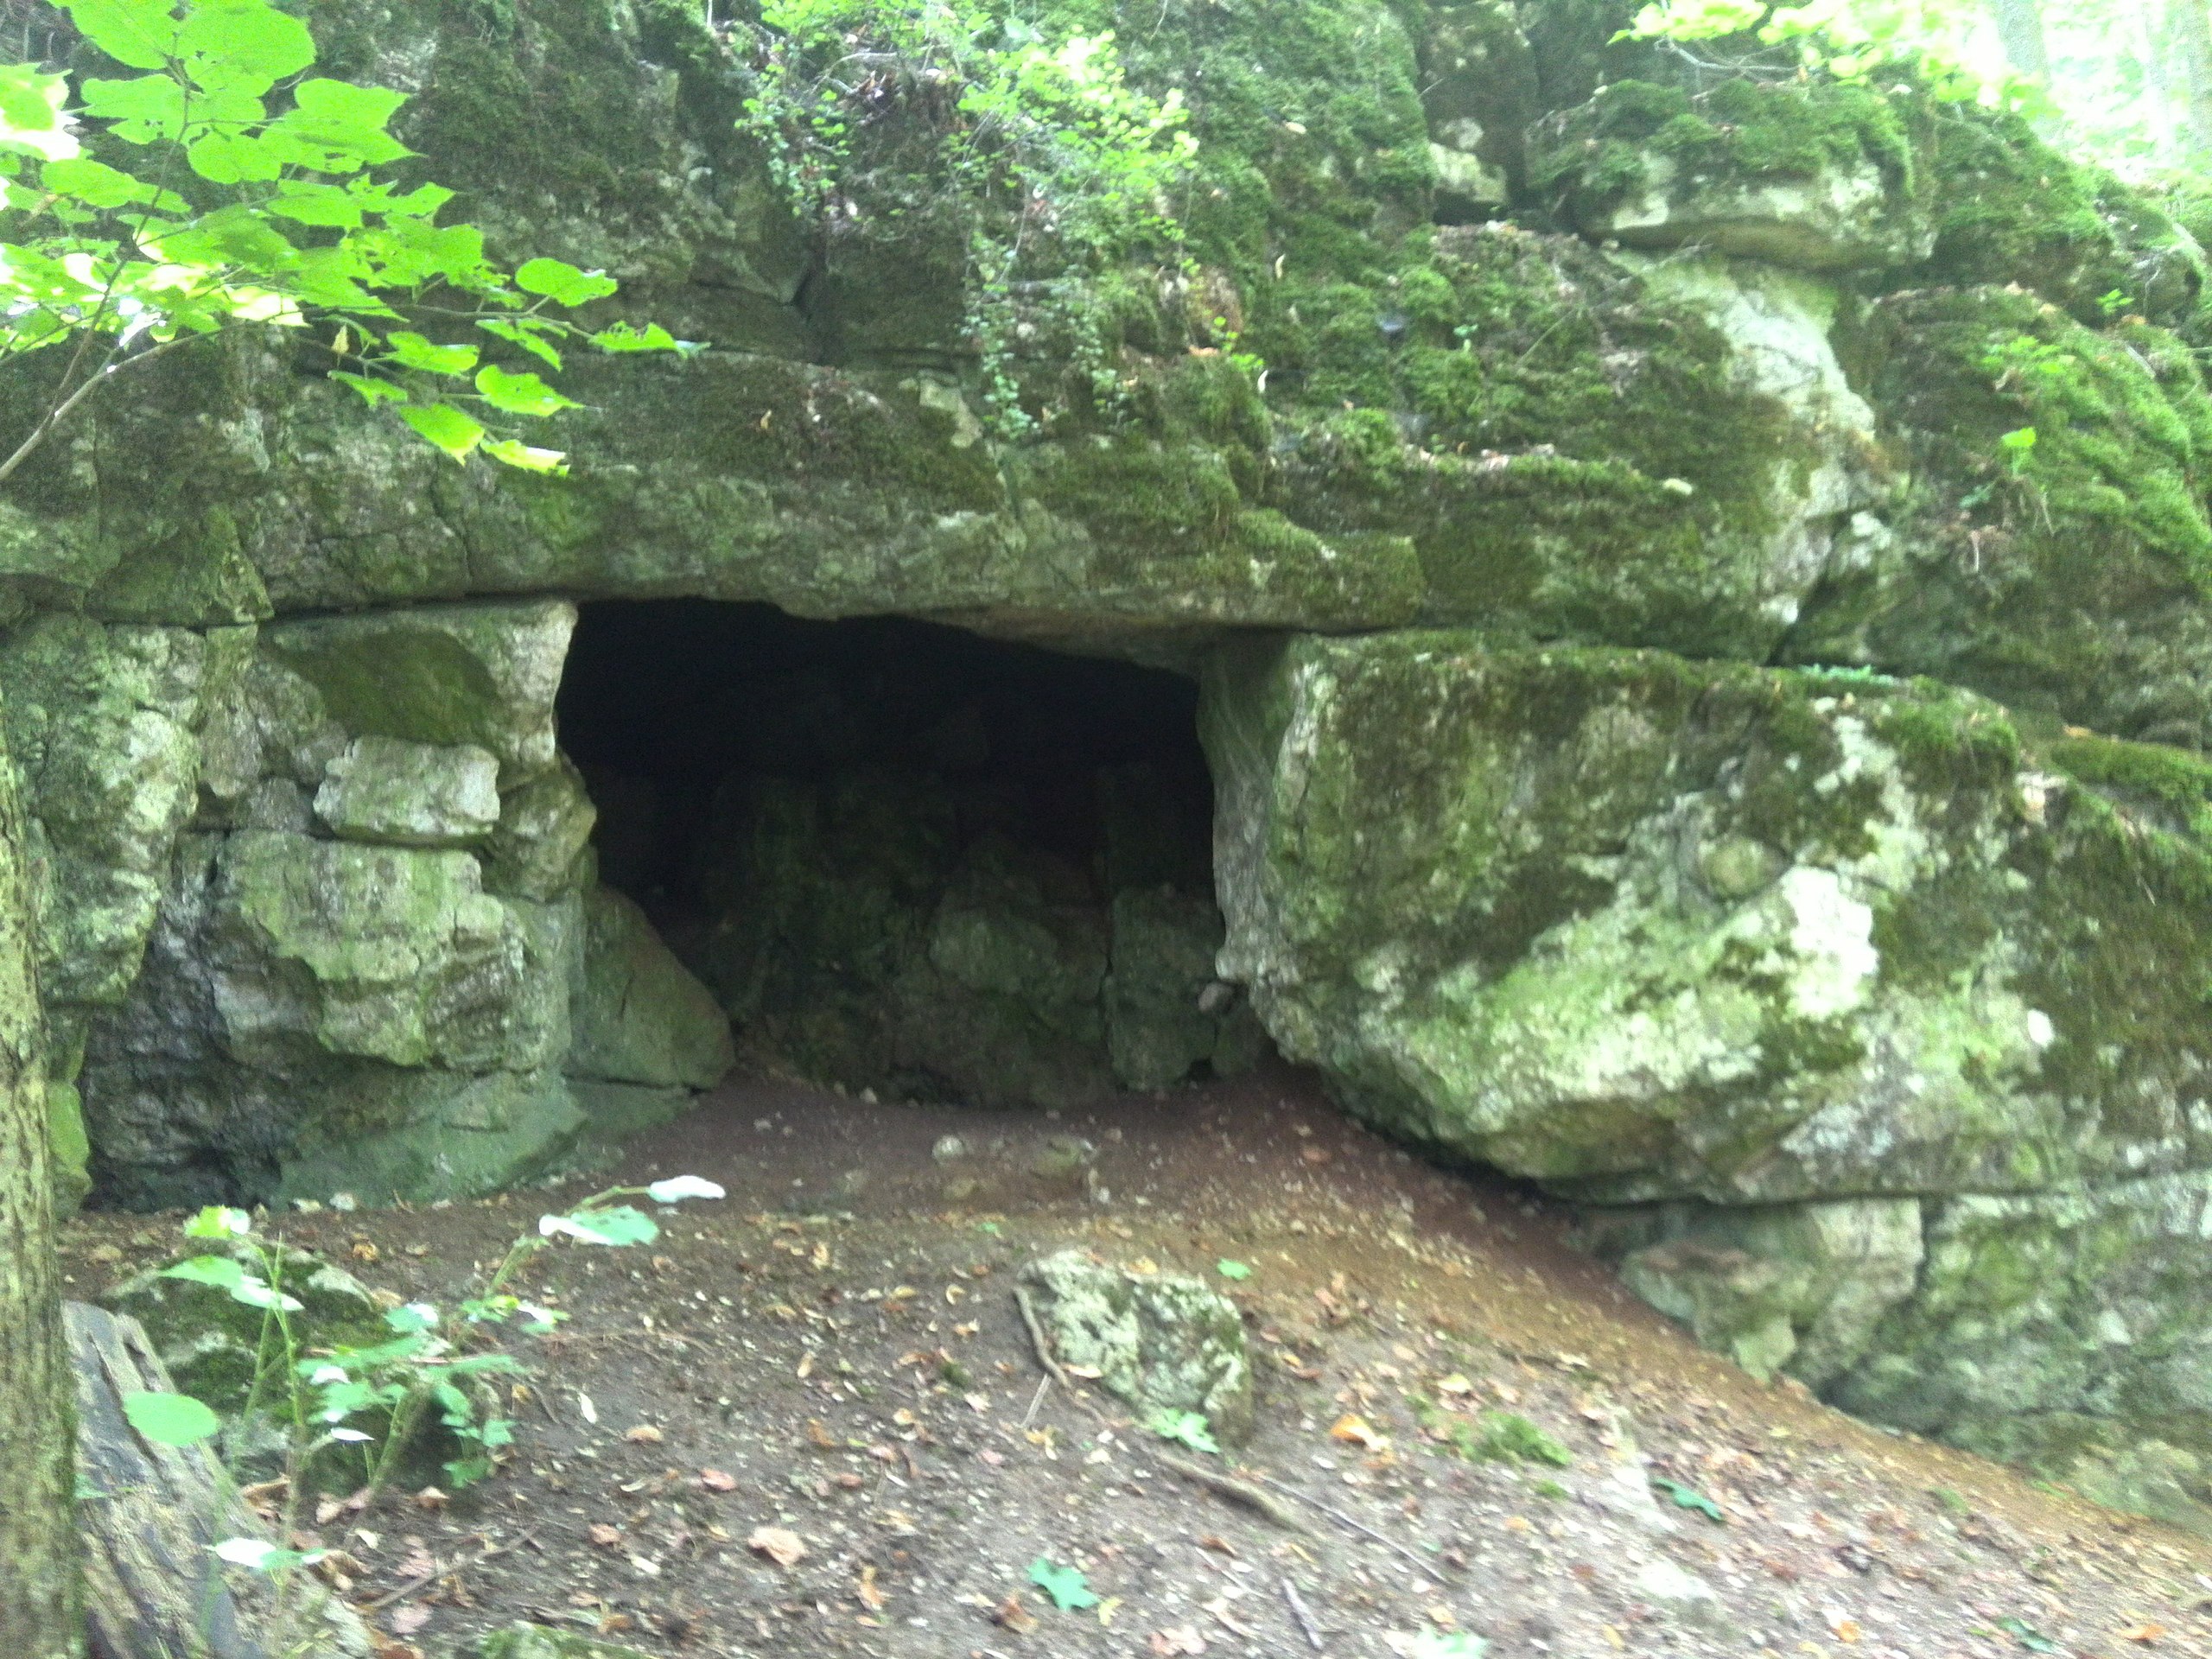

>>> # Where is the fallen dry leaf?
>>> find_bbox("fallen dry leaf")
[696,1468,737,1492]
[587,1524,621,1549]
[1832,1616,1862,1643]
[1330,1414,1386,1450]
[995,1594,1039,1635]
[387,1605,429,1637]
[747,1525,806,1567]
[856,1565,887,1611]
[1151,1627,1207,1656]
[411,1487,448,1512]
[2121,1625,2167,1643]
[624,1424,664,1444]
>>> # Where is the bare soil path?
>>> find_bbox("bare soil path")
[59,1061,2212,1659]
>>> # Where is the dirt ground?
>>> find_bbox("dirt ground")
[58,1059,2212,1659]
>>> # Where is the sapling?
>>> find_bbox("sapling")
[119,1175,728,1651]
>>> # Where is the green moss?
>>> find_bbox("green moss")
[1925,105,2209,334]
[1530,74,1919,221]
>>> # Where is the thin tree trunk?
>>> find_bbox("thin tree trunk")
[2175,0,2212,158]
[1989,0,2050,74]
[0,699,79,1657]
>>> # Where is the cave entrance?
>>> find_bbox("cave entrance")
[555,601,1264,1108]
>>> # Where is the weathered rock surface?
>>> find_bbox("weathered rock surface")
[8,0,2212,1533]
[1021,1250,1253,1440]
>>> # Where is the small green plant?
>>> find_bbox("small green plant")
[743,0,1197,436]
[1027,1555,1101,1611]
[132,1176,728,1649]
[1997,423,2039,475]
[1652,1474,1726,1522]
[1412,1396,1573,1468]
[1147,1408,1221,1456]
[1531,1477,1569,1500]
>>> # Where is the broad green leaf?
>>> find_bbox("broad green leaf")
[589,321,681,353]
[176,0,316,96]
[0,66,79,161]
[270,78,409,168]
[188,130,287,185]
[1026,1557,1099,1611]
[475,317,563,371]
[267,182,362,228]
[474,364,576,418]
[515,257,618,307]
[400,401,486,463]
[385,331,478,375]
[1147,1408,1220,1455]
[79,74,188,145]
[160,1255,247,1293]
[61,0,180,71]
[124,1389,221,1446]
[41,156,166,208]
[383,1301,440,1335]
[481,437,569,474]
[183,1205,251,1239]
[538,1204,658,1247]
[1215,1259,1252,1281]
[330,371,406,408]
[226,1274,302,1313]
[1651,1476,1725,1522]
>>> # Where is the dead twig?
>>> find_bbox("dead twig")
[1019,1375,1052,1430]
[1153,1452,1309,1535]
[1246,1471,1433,1573]
[1013,1287,1070,1388]
[1281,1575,1325,1650]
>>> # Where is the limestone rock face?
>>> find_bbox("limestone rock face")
[11,0,2212,1535]
[314,737,502,848]
[1203,627,2212,1514]
[569,885,734,1092]
[1021,1250,1254,1440]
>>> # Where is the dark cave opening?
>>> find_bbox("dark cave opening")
[556,601,1264,1107]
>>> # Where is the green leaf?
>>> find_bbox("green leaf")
[1026,1557,1099,1611]
[41,156,162,208]
[474,364,578,418]
[1995,1618,2058,1654]
[1409,1635,1490,1658]
[79,74,188,145]
[183,1205,251,1239]
[124,1390,221,1447]
[385,331,479,376]
[588,321,682,354]
[481,437,569,474]
[61,0,181,71]
[383,1301,440,1335]
[399,402,486,463]
[1147,1409,1220,1456]
[1651,1476,1725,1523]
[267,181,362,227]
[515,256,618,307]
[540,1205,658,1247]
[268,78,410,169]
[330,371,405,408]
[476,317,564,371]
[1214,1259,1252,1281]
[160,1255,246,1293]
[176,0,316,96]
[0,65,79,161]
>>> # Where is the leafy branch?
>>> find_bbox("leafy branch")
[0,0,693,486]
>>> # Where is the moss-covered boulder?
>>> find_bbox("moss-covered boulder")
[1789,286,2212,746]
[1022,1249,1254,1440]
[1529,77,1931,270]
[1202,632,2212,1205]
